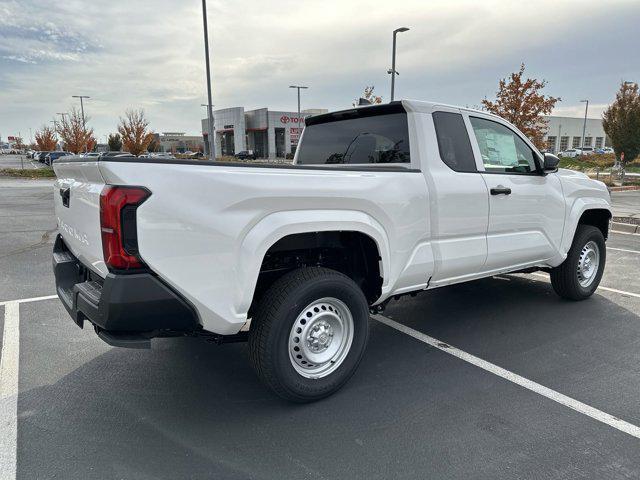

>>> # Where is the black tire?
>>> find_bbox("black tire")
[248,267,370,402]
[550,225,606,300]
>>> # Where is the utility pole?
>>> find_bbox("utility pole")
[580,99,589,156]
[387,27,409,102]
[201,0,215,160]
[289,85,308,153]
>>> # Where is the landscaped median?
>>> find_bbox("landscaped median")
[0,168,56,179]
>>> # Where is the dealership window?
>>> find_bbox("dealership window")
[595,137,604,148]
[560,136,569,151]
[546,136,557,152]
[432,111,476,172]
[572,137,581,148]
[583,137,593,147]
[296,106,410,165]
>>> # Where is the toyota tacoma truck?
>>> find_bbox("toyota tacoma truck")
[52,100,611,402]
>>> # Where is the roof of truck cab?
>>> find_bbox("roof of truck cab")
[305,99,504,126]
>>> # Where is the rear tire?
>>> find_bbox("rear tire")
[248,267,370,402]
[550,225,606,300]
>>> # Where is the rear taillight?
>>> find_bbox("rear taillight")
[100,185,151,271]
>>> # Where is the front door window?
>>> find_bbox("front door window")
[470,117,538,174]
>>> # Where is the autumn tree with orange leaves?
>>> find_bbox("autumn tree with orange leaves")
[482,64,560,149]
[118,109,154,156]
[57,107,95,154]
[34,126,58,151]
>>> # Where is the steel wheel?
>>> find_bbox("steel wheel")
[576,240,600,288]
[288,297,354,379]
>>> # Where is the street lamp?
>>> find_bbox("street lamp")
[289,85,308,151]
[387,27,410,102]
[580,99,589,156]
[72,96,90,129]
[201,0,215,159]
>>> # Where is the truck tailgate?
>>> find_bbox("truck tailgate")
[53,158,109,277]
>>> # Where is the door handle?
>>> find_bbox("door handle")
[490,186,511,195]
[60,187,70,207]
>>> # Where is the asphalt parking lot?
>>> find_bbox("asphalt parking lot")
[1,177,640,479]
[0,154,44,171]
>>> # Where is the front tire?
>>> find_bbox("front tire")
[249,267,370,402]
[550,225,606,300]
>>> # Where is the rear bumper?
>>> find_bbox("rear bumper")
[53,234,200,347]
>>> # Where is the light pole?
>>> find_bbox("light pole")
[580,99,589,156]
[387,27,410,102]
[72,95,90,152]
[201,0,215,159]
[201,103,215,156]
[289,85,308,152]
[50,120,59,151]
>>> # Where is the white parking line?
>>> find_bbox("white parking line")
[374,314,640,439]
[530,272,640,299]
[0,294,58,307]
[0,302,19,479]
[608,247,640,255]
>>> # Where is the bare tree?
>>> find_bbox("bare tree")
[482,64,560,149]
[353,86,383,107]
[118,109,154,156]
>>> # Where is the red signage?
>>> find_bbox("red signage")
[7,136,16,141]
[280,115,305,125]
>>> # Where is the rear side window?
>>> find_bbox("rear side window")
[297,108,410,165]
[432,111,476,172]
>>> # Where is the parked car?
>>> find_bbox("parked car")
[578,147,595,156]
[80,152,101,158]
[52,100,612,402]
[559,149,580,158]
[45,151,73,166]
[595,147,614,154]
[235,150,257,160]
[35,151,52,162]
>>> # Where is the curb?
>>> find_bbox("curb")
[610,186,640,192]
[611,221,639,234]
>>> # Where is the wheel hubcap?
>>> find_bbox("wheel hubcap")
[577,240,600,288]
[288,297,354,379]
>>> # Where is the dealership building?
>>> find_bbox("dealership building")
[201,107,328,159]
[542,116,610,154]
[154,132,205,153]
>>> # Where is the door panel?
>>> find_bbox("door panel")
[481,173,565,269]
[466,114,565,270]
[427,109,489,283]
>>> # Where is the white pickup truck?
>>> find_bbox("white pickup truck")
[53,100,611,402]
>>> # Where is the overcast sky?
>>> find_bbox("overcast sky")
[1,0,638,142]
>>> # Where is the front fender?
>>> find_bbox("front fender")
[549,198,612,267]
[235,209,391,316]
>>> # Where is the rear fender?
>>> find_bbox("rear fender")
[236,210,390,315]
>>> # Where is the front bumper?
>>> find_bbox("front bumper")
[53,234,200,347]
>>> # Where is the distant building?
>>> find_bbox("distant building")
[154,132,204,153]
[201,107,328,159]
[543,116,610,153]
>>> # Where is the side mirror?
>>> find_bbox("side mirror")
[543,153,560,173]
